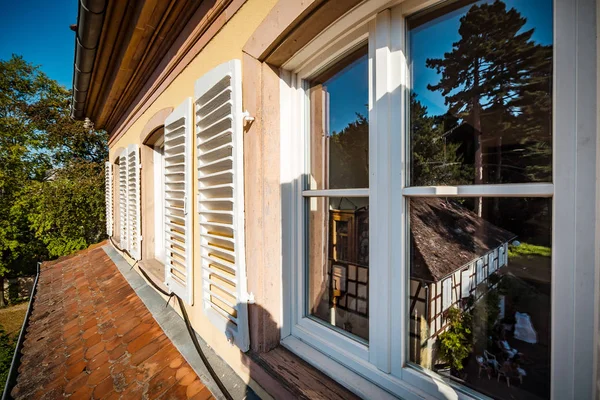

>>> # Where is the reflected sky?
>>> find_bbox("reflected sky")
[411,0,553,117]
[323,54,369,134]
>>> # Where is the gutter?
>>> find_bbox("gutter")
[71,0,107,120]
[2,262,41,400]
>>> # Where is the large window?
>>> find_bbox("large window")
[306,48,370,342]
[280,0,595,399]
[406,2,553,398]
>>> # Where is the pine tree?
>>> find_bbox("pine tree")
[426,1,552,214]
[411,94,468,186]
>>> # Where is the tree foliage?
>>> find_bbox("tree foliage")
[411,94,469,186]
[329,113,369,189]
[423,0,552,203]
[0,55,107,281]
[438,307,473,371]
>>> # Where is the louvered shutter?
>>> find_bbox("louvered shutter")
[442,278,451,310]
[105,162,113,236]
[461,267,471,298]
[164,98,194,303]
[127,144,142,260]
[194,60,250,351]
[119,154,129,250]
[476,258,484,284]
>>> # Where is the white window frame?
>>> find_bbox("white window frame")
[279,0,597,399]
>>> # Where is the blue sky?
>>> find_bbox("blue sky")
[410,0,553,116]
[325,54,369,134]
[0,0,77,87]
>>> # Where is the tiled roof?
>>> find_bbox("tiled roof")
[11,243,213,400]
[410,197,516,282]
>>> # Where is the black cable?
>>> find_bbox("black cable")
[108,236,138,269]
[176,296,234,400]
[137,265,233,400]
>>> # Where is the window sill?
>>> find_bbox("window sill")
[281,335,474,400]
[281,336,403,399]
[248,343,361,400]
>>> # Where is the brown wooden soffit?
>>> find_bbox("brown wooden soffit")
[107,0,246,147]
[243,0,362,66]
[84,0,234,133]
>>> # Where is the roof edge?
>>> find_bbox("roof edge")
[71,0,107,120]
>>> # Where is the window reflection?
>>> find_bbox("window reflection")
[308,197,369,341]
[309,47,369,190]
[409,197,551,399]
[409,0,553,187]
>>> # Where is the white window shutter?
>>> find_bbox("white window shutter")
[442,278,451,310]
[476,258,483,284]
[127,144,142,260]
[105,162,113,236]
[118,154,129,250]
[499,245,506,267]
[164,98,194,304]
[194,59,250,352]
[461,268,471,299]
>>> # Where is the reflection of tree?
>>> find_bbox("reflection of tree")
[329,113,368,188]
[412,94,469,186]
[426,1,552,214]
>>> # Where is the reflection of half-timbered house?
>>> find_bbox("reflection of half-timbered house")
[327,207,369,340]
[408,198,516,368]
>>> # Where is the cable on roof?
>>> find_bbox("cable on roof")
[109,237,233,400]
[136,264,233,400]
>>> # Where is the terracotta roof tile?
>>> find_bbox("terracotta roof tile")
[11,244,214,400]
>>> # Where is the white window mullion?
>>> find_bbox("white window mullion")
[368,10,392,373]
[389,5,407,377]
[302,188,369,197]
[402,183,554,198]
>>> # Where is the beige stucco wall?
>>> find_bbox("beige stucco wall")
[108,0,278,386]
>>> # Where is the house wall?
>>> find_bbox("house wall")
[409,243,506,369]
[107,0,278,386]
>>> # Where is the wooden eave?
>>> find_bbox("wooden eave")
[84,0,231,132]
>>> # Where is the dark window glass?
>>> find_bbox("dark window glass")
[308,48,369,190]
[408,0,553,186]
[307,197,369,342]
[408,196,551,399]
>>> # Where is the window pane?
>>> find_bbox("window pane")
[308,47,369,190]
[408,0,553,187]
[307,197,369,341]
[408,197,551,399]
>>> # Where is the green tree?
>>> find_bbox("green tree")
[411,94,468,186]
[329,113,369,188]
[426,1,552,214]
[0,55,107,302]
[438,307,472,372]
[14,161,106,258]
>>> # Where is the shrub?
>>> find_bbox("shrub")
[438,307,472,371]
